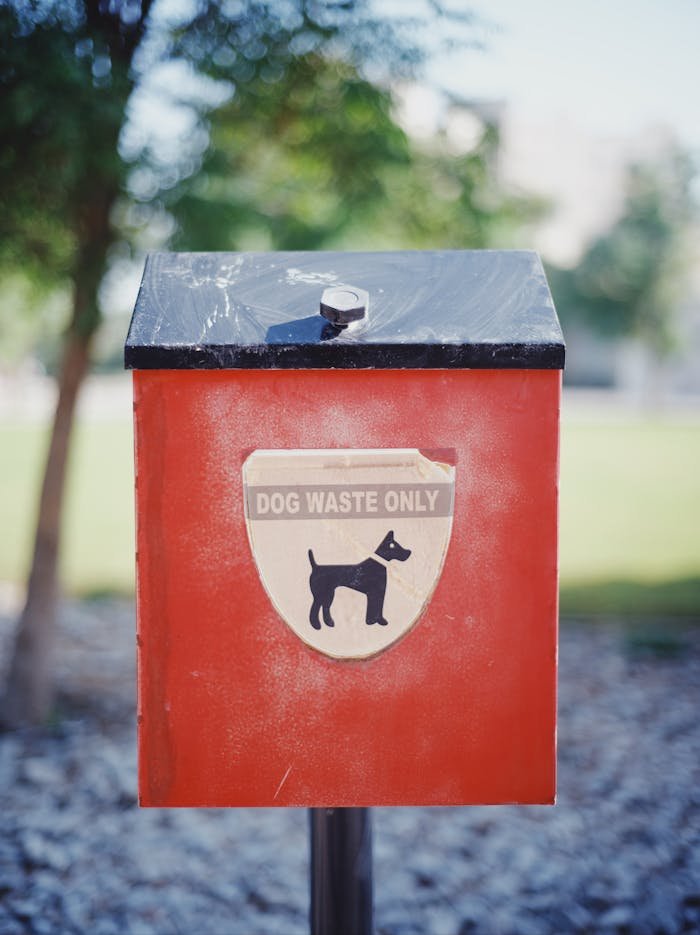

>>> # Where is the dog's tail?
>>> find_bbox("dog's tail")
[308,549,317,568]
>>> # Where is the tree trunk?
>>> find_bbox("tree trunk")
[1,325,93,728]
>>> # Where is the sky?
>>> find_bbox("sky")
[433,0,700,148]
[425,0,700,264]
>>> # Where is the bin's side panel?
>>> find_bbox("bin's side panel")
[133,367,559,807]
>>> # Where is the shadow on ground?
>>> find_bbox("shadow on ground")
[560,575,700,618]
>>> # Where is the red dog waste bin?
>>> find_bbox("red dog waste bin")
[125,250,564,808]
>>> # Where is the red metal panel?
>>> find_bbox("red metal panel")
[133,368,560,807]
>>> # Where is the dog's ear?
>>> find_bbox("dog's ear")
[388,530,394,539]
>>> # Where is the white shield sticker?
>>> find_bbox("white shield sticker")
[243,449,455,660]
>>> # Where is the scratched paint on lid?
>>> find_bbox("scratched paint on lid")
[125,250,565,370]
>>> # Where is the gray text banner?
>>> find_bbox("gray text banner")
[245,483,454,521]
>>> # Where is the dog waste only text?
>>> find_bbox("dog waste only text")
[249,484,452,521]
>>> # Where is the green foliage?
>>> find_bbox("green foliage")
[549,147,697,357]
[366,123,546,250]
[0,0,149,339]
[168,57,542,253]
[168,53,412,251]
[0,2,137,250]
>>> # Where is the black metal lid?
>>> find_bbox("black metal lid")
[124,250,564,370]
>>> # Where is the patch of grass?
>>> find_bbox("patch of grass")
[1,413,699,616]
[560,575,700,617]
[559,420,700,586]
[0,420,134,595]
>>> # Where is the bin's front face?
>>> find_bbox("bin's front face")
[126,250,564,808]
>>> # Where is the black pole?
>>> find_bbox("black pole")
[309,807,373,935]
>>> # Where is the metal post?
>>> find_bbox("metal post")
[310,807,373,935]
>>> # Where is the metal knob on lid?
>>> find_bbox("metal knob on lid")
[320,285,368,327]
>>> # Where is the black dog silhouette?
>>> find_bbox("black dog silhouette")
[308,530,411,630]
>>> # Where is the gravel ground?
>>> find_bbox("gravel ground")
[1,595,699,935]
